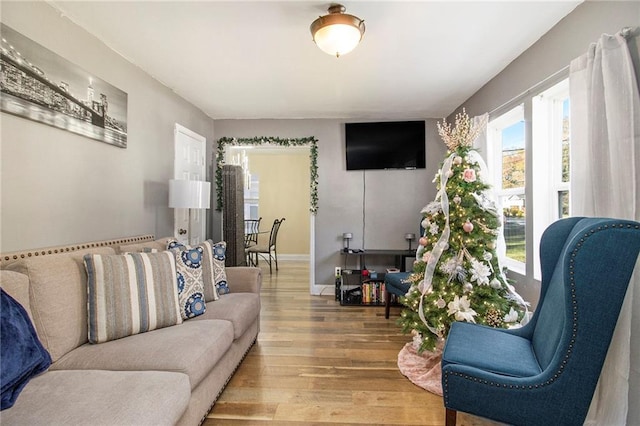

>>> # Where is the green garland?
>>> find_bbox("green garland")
[215,136,319,213]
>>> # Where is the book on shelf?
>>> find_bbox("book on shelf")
[361,281,386,304]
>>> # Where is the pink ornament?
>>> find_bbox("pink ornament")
[463,221,474,233]
[419,237,428,246]
[462,168,477,183]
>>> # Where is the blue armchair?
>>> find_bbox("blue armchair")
[441,217,640,426]
[384,271,411,319]
[385,222,424,318]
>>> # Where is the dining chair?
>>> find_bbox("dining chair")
[441,217,640,426]
[247,218,285,274]
[244,217,262,266]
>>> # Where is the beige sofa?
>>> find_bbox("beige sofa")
[0,235,261,426]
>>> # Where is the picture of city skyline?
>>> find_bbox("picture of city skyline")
[0,23,128,148]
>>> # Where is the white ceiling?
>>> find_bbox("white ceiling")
[48,1,581,120]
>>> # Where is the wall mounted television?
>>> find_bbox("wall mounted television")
[345,120,426,170]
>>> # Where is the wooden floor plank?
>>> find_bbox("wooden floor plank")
[205,261,500,426]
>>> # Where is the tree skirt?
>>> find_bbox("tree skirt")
[397,342,443,396]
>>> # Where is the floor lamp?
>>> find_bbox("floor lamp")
[169,179,211,245]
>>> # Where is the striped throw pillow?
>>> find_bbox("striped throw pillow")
[84,252,182,344]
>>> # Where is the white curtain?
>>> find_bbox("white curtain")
[570,30,640,425]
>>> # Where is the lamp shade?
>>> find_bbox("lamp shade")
[310,4,365,57]
[169,179,211,209]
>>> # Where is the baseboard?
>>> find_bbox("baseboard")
[277,254,310,261]
[311,284,334,296]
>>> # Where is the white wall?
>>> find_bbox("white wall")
[0,2,215,252]
[454,2,640,423]
[213,119,446,286]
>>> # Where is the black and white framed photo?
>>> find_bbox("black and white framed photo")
[0,23,128,148]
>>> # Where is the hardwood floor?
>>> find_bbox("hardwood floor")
[205,261,499,426]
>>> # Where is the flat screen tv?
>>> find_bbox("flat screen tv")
[345,120,426,170]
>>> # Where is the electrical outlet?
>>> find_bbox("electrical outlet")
[335,267,342,276]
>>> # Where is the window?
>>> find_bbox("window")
[488,105,526,271]
[488,79,570,279]
[243,174,260,220]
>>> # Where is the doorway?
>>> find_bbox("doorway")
[216,136,318,293]
[173,123,206,245]
[227,146,310,265]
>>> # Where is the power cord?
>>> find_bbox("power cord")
[362,170,366,250]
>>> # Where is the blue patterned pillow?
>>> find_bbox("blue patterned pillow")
[168,240,226,301]
[169,245,207,319]
[211,241,229,295]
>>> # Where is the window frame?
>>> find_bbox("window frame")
[531,79,570,279]
[485,76,570,281]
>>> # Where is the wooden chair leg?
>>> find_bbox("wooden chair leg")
[445,408,457,426]
[385,290,391,319]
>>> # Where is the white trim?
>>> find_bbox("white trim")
[175,123,206,145]
[531,79,570,280]
[309,214,317,295]
[312,284,334,297]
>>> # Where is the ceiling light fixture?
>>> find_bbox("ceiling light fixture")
[310,4,365,58]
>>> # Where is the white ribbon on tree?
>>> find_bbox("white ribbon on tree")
[418,152,455,336]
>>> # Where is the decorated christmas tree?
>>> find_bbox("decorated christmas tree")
[398,110,529,353]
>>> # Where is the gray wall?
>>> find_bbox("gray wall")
[456,1,639,119]
[0,1,215,252]
[455,1,640,423]
[213,119,446,286]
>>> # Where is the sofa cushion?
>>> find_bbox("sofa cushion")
[0,270,31,320]
[194,293,261,339]
[171,246,207,319]
[5,247,115,362]
[52,319,234,390]
[84,251,183,344]
[1,288,51,410]
[0,370,190,426]
[443,321,542,378]
[116,237,173,254]
[168,240,226,301]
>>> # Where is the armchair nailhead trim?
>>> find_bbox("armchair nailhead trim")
[443,221,637,397]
